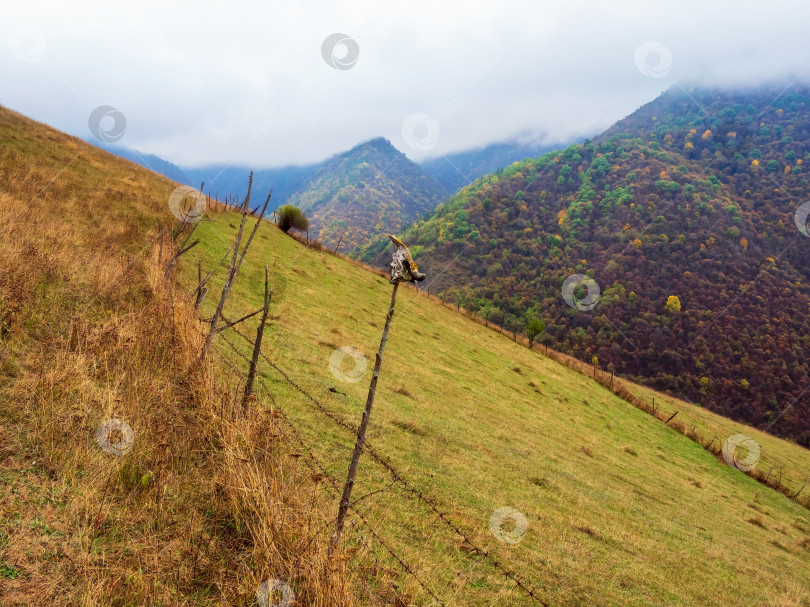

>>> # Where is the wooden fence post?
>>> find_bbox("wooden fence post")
[330,282,400,553]
[242,266,272,417]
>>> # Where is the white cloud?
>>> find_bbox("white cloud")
[2,0,809,167]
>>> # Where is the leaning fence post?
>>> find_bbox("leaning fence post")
[329,235,425,554]
[242,266,272,417]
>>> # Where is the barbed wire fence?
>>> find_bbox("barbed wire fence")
[215,337,448,605]
[221,323,549,604]
[168,210,809,607]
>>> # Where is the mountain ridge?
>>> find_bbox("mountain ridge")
[284,136,447,251]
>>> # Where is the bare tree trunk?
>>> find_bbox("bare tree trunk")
[329,282,400,553]
[242,266,272,417]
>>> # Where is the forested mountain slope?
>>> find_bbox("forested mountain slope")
[285,137,447,252]
[367,85,810,445]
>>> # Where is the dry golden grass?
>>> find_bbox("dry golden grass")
[0,106,353,606]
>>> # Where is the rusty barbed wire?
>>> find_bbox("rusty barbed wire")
[223,324,549,605]
[218,335,447,605]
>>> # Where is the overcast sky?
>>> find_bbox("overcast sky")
[2,0,810,169]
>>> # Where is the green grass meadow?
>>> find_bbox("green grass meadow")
[181,212,810,606]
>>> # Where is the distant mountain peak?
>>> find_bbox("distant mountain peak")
[285,137,446,252]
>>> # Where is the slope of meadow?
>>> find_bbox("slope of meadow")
[1,103,809,607]
[0,106,351,606]
[181,211,810,606]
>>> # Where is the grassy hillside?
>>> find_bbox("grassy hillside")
[0,106,352,606]
[2,102,809,607]
[180,212,810,606]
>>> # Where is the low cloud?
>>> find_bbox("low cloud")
[2,0,809,168]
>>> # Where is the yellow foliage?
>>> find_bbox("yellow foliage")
[665,295,682,312]
[740,237,748,250]
[785,165,791,174]
[751,159,759,170]
[623,223,630,231]
[633,238,642,249]
[702,130,712,140]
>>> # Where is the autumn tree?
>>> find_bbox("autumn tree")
[278,205,309,233]
[665,295,682,312]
